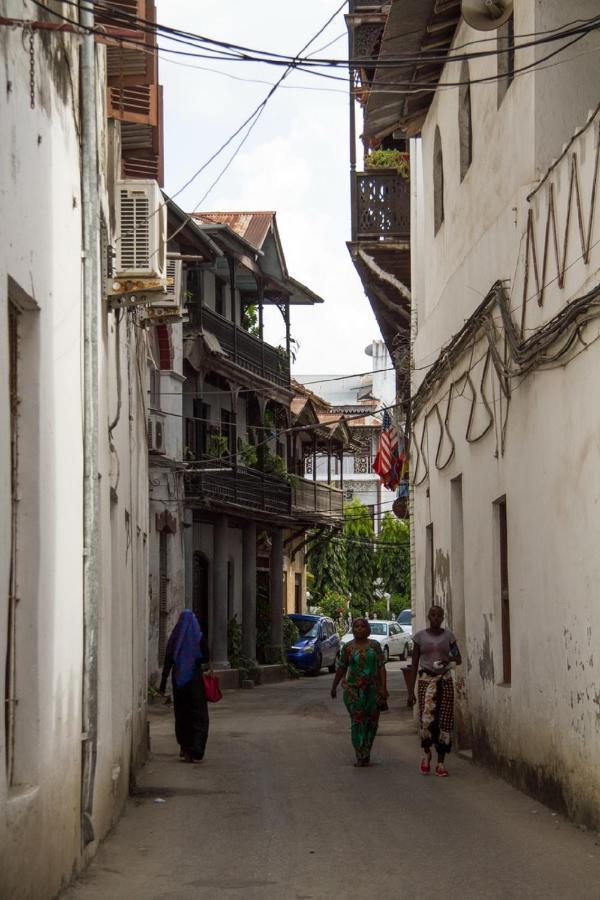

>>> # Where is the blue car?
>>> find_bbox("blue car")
[286,614,341,675]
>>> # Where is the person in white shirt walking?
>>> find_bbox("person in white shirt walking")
[408,605,462,777]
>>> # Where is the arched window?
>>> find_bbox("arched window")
[459,61,472,180]
[433,126,444,234]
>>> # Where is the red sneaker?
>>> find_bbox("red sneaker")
[435,764,449,777]
[420,757,431,775]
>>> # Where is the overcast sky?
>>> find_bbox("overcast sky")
[157,0,381,375]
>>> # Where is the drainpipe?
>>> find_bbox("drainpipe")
[80,0,100,847]
[408,140,418,627]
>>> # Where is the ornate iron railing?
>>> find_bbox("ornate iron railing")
[292,478,344,516]
[352,170,410,241]
[184,465,291,515]
[201,307,290,388]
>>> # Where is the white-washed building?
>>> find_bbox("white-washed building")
[357,0,600,826]
[0,2,165,895]
[296,339,397,532]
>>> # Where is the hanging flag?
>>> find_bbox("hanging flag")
[373,411,403,489]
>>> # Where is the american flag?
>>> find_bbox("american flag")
[373,411,403,490]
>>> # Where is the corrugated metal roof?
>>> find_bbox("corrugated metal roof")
[193,212,275,251]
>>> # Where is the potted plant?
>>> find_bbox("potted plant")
[206,434,229,461]
[239,440,258,468]
[365,148,410,180]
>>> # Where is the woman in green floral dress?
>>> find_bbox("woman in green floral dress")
[330,618,388,766]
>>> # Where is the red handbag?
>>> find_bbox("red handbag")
[203,671,223,703]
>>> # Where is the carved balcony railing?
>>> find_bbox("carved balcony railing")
[184,464,291,515]
[352,170,410,242]
[200,306,290,388]
[292,478,344,517]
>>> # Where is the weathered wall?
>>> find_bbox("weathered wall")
[411,0,600,827]
[0,9,84,897]
[0,5,149,895]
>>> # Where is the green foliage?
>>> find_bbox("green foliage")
[239,441,258,468]
[308,530,348,606]
[227,615,260,680]
[207,434,228,459]
[315,590,348,626]
[241,303,260,336]
[264,451,286,477]
[376,513,411,602]
[343,498,376,615]
[365,149,410,179]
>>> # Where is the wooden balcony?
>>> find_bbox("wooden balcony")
[292,478,343,518]
[183,466,344,524]
[201,306,290,389]
[184,465,291,516]
[351,169,410,242]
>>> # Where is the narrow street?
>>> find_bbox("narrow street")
[62,667,600,900]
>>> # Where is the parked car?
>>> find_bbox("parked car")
[341,620,412,661]
[286,614,341,675]
[396,608,413,636]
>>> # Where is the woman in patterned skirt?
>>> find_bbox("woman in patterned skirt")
[330,617,388,767]
[408,605,462,777]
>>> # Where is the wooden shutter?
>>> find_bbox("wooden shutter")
[99,1,164,185]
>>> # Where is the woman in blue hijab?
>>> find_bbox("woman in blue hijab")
[159,610,210,762]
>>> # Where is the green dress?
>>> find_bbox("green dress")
[336,640,385,762]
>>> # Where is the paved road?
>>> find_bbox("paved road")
[61,663,600,900]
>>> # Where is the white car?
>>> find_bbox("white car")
[341,620,412,661]
[396,608,413,637]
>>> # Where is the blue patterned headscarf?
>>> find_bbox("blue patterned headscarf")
[166,610,204,688]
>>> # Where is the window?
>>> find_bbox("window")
[185,400,210,460]
[5,282,40,787]
[294,574,302,613]
[149,366,161,410]
[5,302,19,782]
[497,16,515,106]
[458,62,472,180]
[433,126,444,234]
[221,408,236,454]
[495,497,511,683]
[215,278,226,317]
[186,268,203,328]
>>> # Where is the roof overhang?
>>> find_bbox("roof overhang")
[363,0,461,142]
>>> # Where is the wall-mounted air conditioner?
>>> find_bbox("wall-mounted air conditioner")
[147,414,165,454]
[111,180,166,298]
[142,258,185,322]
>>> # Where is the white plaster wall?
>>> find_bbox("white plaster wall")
[0,11,84,896]
[0,10,150,894]
[410,0,600,826]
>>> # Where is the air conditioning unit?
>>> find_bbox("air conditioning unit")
[147,414,165,454]
[142,258,185,322]
[113,179,167,288]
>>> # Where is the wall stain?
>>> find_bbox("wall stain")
[472,723,600,831]
[479,614,495,683]
[434,548,452,624]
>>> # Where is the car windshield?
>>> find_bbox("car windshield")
[293,618,320,639]
[398,610,412,625]
[369,623,387,635]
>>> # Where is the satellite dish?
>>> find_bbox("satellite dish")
[461,0,513,31]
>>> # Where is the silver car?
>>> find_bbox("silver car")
[341,620,412,661]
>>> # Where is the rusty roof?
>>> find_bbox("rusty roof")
[193,212,275,251]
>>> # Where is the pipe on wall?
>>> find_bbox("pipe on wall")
[80,0,101,848]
